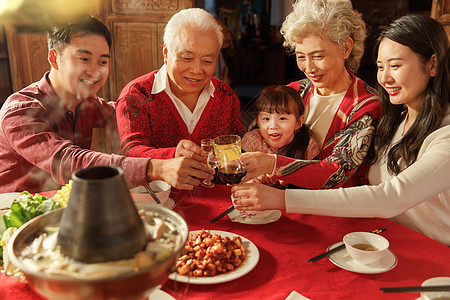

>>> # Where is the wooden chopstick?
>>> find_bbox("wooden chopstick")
[307,243,345,262]
[209,205,235,223]
[380,285,450,293]
[144,184,161,204]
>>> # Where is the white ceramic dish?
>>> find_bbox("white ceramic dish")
[228,208,282,224]
[130,181,171,202]
[161,198,176,209]
[168,230,259,284]
[421,277,450,300]
[148,287,175,300]
[327,242,397,274]
[133,197,176,209]
[343,231,389,265]
[130,183,176,209]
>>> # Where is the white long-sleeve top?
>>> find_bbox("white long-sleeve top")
[285,108,450,245]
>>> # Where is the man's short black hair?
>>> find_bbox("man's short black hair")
[47,16,112,52]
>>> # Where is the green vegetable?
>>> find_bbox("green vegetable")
[0,191,62,266]
[0,218,6,242]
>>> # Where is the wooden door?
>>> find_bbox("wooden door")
[5,29,49,93]
[105,0,196,100]
[432,0,450,39]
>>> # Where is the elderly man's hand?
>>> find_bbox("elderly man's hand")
[147,157,214,190]
[230,183,285,211]
[175,139,207,163]
[241,152,276,181]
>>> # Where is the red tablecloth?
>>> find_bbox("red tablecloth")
[1,185,450,300]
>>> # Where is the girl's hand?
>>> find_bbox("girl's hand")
[231,183,285,211]
[241,152,276,181]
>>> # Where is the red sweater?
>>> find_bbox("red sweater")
[278,75,381,189]
[0,73,150,193]
[116,70,245,159]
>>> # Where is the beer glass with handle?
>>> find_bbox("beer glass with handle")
[213,135,251,221]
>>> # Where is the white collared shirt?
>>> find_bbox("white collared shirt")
[151,65,215,134]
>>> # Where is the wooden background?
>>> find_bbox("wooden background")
[1,0,449,154]
[4,0,195,154]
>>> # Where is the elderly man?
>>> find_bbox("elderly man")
[116,8,244,161]
[0,16,213,193]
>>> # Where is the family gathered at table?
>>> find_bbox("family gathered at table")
[0,0,449,298]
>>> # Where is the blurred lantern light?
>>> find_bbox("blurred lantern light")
[0,0,97,32]
[48,0,96,19]
[0,0,24,15]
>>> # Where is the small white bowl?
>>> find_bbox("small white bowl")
[149,180,171,203]
[343,232,389,265]
[130,181,171,205]
[421,277,450,300]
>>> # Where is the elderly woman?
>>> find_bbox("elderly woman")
[242,0,381,189]
[233,15,450,245]
[116,8,244,161]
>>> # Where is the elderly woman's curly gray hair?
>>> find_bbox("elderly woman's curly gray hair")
[163,8,224,54]
[281,0,366,74]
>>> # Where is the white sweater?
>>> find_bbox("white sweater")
[285,108,450,245]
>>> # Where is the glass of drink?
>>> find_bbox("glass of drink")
[200,139,218,188]
[213,135,251,221]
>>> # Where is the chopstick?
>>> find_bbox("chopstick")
[307,227,387,262]
[144,184,161,204]
[209,205,235,223]
[380,285,450,293]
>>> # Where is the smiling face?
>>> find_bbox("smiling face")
[295,33,352,96]
[257,111,303,150]
[163,27,219,102]
[48,34,110,109]
[376,38,436,118]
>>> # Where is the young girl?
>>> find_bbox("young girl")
[242,85,319,160]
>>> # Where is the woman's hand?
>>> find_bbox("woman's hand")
[231,183,286,211]
[241,152,276,181]
[259,176,287,187]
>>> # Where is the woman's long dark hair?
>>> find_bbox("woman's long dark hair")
[373,15,449,175]
[255,85,313,159]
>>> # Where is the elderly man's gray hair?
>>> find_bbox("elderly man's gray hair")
[163,8,224,53]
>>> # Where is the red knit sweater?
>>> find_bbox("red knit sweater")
[116,70,245,159]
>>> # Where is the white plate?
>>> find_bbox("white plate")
[328,242,397,274]
[161,198,176,209]
[148,287,175,300]
[168,230,259,284]
[130,191,176,209]
[0,192,21,210]
[228,209,282,225]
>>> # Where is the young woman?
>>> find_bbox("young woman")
[242,85,319,160]
[232,15,450,246]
